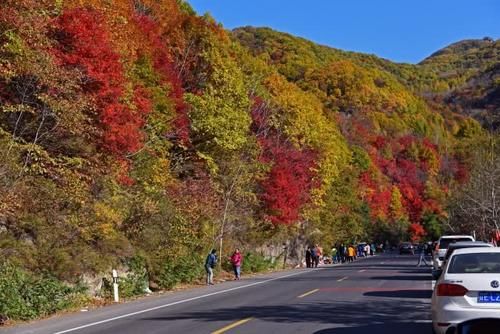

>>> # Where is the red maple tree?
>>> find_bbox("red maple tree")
[52,8,149,156]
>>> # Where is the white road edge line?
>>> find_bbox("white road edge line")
[54,269,319,334]
[358,269,366,272]
[337,276,349,282]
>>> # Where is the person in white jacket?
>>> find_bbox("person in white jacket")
[364,244,370,257]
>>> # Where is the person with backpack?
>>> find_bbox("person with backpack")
[230,248,243,280]
[205,249,217,285]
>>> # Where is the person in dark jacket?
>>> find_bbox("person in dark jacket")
[310,246,317,268]
[205,249,217,285]
[339,244,346,263]
[305,247,312,268]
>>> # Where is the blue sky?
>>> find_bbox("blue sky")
[187,0,500,64]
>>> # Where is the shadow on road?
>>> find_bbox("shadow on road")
[333,264,419,270]
[369,275,429,281]
[313,322,430,334]
[398,269,432,274]
[363,289,432,299]
[140,299,430,329]
[137,256,431,332]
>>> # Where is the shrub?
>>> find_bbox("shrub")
[119,255,149,298]
[0,263,87,321]
[175,256,205,284]
[158,255,205,290]
[241,252,276,273]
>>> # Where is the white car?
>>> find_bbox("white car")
[431,247,500,334]
[433,235,475,278]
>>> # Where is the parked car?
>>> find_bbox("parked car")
[433,235,475,277]
[431,248,500,334]
[444,241,493,263]
[399,242,414,255]
[433,241,493,280]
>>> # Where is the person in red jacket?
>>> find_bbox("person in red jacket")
[230,249,243,280]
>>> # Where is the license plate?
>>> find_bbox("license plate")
[478,292,500,303]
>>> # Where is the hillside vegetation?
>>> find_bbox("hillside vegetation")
[421,39,499,129]
[235,27,499,127]
[0,0,493,321]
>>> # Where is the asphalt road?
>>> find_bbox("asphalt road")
[2,253,433,334]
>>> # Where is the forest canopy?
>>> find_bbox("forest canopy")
[0,0,495,306]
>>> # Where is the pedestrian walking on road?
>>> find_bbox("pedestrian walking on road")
[305,247,312,268]
[357,244,364,257]
[417,245,429,267]
[205,249,217,285]
[315,245,322,267]
[339,244,346,263]
[230,249,242,280]
[310,245,317,268]
[331,245,338,264]
[347,245,355,262]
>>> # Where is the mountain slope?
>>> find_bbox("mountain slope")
[421,38,500,129]
[234,27,499,129]
[0,0,489,321]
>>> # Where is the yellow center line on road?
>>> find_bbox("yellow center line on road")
[297,288,319,298]
[337,276,349,282]
[211,317,254,334]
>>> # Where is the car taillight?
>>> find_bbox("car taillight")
[437,283,468,296]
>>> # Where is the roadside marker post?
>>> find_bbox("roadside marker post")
[112,269,119,303]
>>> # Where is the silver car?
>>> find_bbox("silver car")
[431,247,500,334]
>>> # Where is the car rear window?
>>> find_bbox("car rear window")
[448,253,500,274]
[439,238,473,249]
[445,245,490,260]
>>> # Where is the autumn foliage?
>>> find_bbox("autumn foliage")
[251,98,319,224]
[0,0,485,309]
[260,138,318,225]
[133,13,190,144]
[52,8,149,156]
